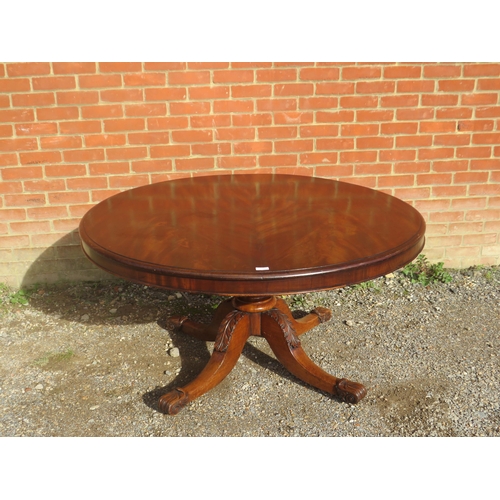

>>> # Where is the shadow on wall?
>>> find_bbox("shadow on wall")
[20,230,111,289]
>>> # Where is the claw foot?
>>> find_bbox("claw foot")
[311,307,332,323]
[334,378,367,404]
[158,388,190,415]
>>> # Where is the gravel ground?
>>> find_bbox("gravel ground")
[0,265,499,438]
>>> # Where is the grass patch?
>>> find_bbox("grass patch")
[33,349,75,369]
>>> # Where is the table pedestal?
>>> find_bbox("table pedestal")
[158,296,367,415]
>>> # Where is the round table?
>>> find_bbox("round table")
[79,174,426,414]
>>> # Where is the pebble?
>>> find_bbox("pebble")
[168,347,180,357]
[35,384,44,390]
[80,314,90,321]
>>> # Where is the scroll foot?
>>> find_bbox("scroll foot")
[334,378,367,404]
[158,388,190,415]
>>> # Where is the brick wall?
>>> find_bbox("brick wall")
[1,62,499,288]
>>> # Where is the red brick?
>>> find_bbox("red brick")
[340,151,377,163]
[422,94,459,106]
[45,164,87,177]
[340,96,378,108]
[15,122,58,135]
[0,78,30,92]
[0,235,30,248]
[190,115,231,128]
[470,159,500,170]
[234,142,273,154]
[53,62,96,74]
[418,148,454,160]
[214,100,253,113]
[109,175,149,188]
[124,73,166,86]
[60,120,102,134]
[379,150,416,162]
[56,91,99,105]
[454,172,490,183]
[172,130,212,142]
[143,88,187,102]
[420,121,456,133]
[423,65,461,78]
[436,107,472,119]
[125,103,166,116]
[100,89,143,102]
[4,193,46,207]
[274,83,314,96]
[457,120,494,131]
[394,187,431,200]
[40,136,83,149]
[192,143,231,156]
[0,153,18,166]
[397,80,435,93]
[357,110,394,122]
[316,110,355,122]
[0,95,9,108]
[457,147,492,158]
[378,175,415,187]
[150,145,191,158]
[275,139,313,152]
[432,186,467,198]
[0,109,35,122]
[463,63,500,76]
[106,147,147,160]
[23,179,65,192]
[128,132,170,144]
[85,134,126,147]
[218,156,256,169]
[317,138,355,150]
[258,126,297,139]
[356,81,395,94]
[64,149,104,162]
[397,108,434,120]
[10,221,51,233]
[229,85,270,98]
[217,128,255,140]
[434,134,471,146]
[417,173,452,185]
[29,206,67,219]
[79,74,122,88]
[453,197,487,209]
[1,166,42,180]
[355,163,392,175]
[356,136,393,149]
[49,191,89,204]
[316,82,354,94]
[259,154,297,167]
[476,106,500,118]
[188,86,229,99]
[273,112,313,125]
[188,63,230,69]
[316,165,355,179]
[341,124,379,136]
[11,93,54,107]
[342,66,381,80]
[231,63,272,69]
[82,104,123,118]
[300,152,338,165]
[299,97,337,109]
[0,125,12,137]
[465,209,500,221]
[299,68,339,80]
[37,107,79,121]
[0,138,37,151]
[20,151,61,165]
[396,135,433,147]
[7,62,50,76]
[300,125,339,137]
[104,118,145,132]
[144,63,186,71]
[66,177,107,190]
[169,71,210,85]
[232,113,273,127]
[257,69,297,82]
[99,62,141,73]
[469,184,500,196]
[384,66,421,78]
[381,122,418,134]
[472,132,500,144]
[89,162,130,175]
[432,160,469,172]
[438,79,475,92]
[213,70,254,83]
[477,79,500,91]
[176,158,215,170]
[148,117,188,130]
[170,102,210,114]
[394,161,430,173]
[256,99,296,112]
[132,160,172,173]
[381,95,419,108]
[462,93,498,105]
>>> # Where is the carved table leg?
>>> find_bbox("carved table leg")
[261,307,367,404]
[273,298,332,336]
[168,298,234,341]
[159,309,251,415]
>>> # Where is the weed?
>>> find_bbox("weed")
[401,255,452,285]
[33,349,75,368]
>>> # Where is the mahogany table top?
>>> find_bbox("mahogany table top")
[79,174,426,295]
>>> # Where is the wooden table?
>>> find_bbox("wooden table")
[79,174,426,415]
